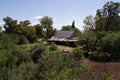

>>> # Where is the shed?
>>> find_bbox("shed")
[48,30,79,46]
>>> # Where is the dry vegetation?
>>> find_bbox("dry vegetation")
[57,45,74,52]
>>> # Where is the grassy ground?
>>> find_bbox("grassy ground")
[57,45,74,52]
[57,45,83,52]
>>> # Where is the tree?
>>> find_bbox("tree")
[20,20,31,26]
[35,24,44,38]
[95,13,107,31]
[61,25,72,30]
[3,17,37,44]
[101,32,120,60]
[95,1,120,31]
[62,21,76,30]
[71,20,75,28]
[83,15,95,32]
[47,26,56,38]
[3,17,18,34]
[40,16,53,39]
[61,21,81,36]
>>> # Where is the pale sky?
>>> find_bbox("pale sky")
[0,0,120,30]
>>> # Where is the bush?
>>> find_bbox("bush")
[18,35,29,45]
[101,32,120,60]
[79,31,97,54]
[49,43,57,51]
[70,47,83,60]
[89,51,111,62]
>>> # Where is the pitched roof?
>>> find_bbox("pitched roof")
[54,30,74,38]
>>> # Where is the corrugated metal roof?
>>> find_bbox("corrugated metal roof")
[54,30,74,38]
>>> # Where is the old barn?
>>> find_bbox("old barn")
[48,30,79,46]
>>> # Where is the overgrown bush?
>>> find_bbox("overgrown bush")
[101,32,120,61]
[18,35,29,45]
[89,51,111,62]
[79,31,97,55]
[70,47,83,60]
[49,43,57,51]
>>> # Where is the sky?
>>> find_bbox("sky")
[0,0,120,31]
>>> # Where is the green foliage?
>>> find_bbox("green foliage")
[47,26,57,38]
[89,52,111,62]
[83,15,95,32]
[95,1,120,31]
[20,20,31,26]
[49,43,57,51]
[0,34,33,80]
[82,1,120,61]
[103,72,111,80]
[0,34,91,80]
[35,24,44,38]
[0,33,18,50]
[62,25,72,30]
[3,17,37,44]
[79,31,97,53]
[71,47,83,60]
[81,30,120,61]
[38,49,90,80]
[55,61,90,80]
[21,27,37,43]
[26,31,37,43]
[61,25,81,36]
[18,35,29,45]
[101,32,120,60]
[40,16,55,39]
[2,62,38,80]
[3,17,18,34]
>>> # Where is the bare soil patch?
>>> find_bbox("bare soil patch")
[85,59,120,80]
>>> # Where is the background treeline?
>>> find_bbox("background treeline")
[2,16,56,44]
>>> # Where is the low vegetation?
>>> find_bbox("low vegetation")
[0,34,91,80]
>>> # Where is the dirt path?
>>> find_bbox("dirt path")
[85,59,120,80]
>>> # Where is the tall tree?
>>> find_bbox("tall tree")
[71,20,75,28]
[3,17,18,34]
[83,15,95,32]
[95,1,120,31]
[20,20,31,26]
[40,16,53,39]
[35,24,44,38]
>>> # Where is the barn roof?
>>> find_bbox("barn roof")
[54,30,74,38]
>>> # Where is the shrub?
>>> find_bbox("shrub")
[89,51,111,62]
[70,47,83,60]
[103,72,111,80]
[18,35,29,45]
[101,32,120,60]
[49,43,57,51]
[27,33,37,43]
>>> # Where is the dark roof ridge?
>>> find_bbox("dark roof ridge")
[54,30,74,38]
